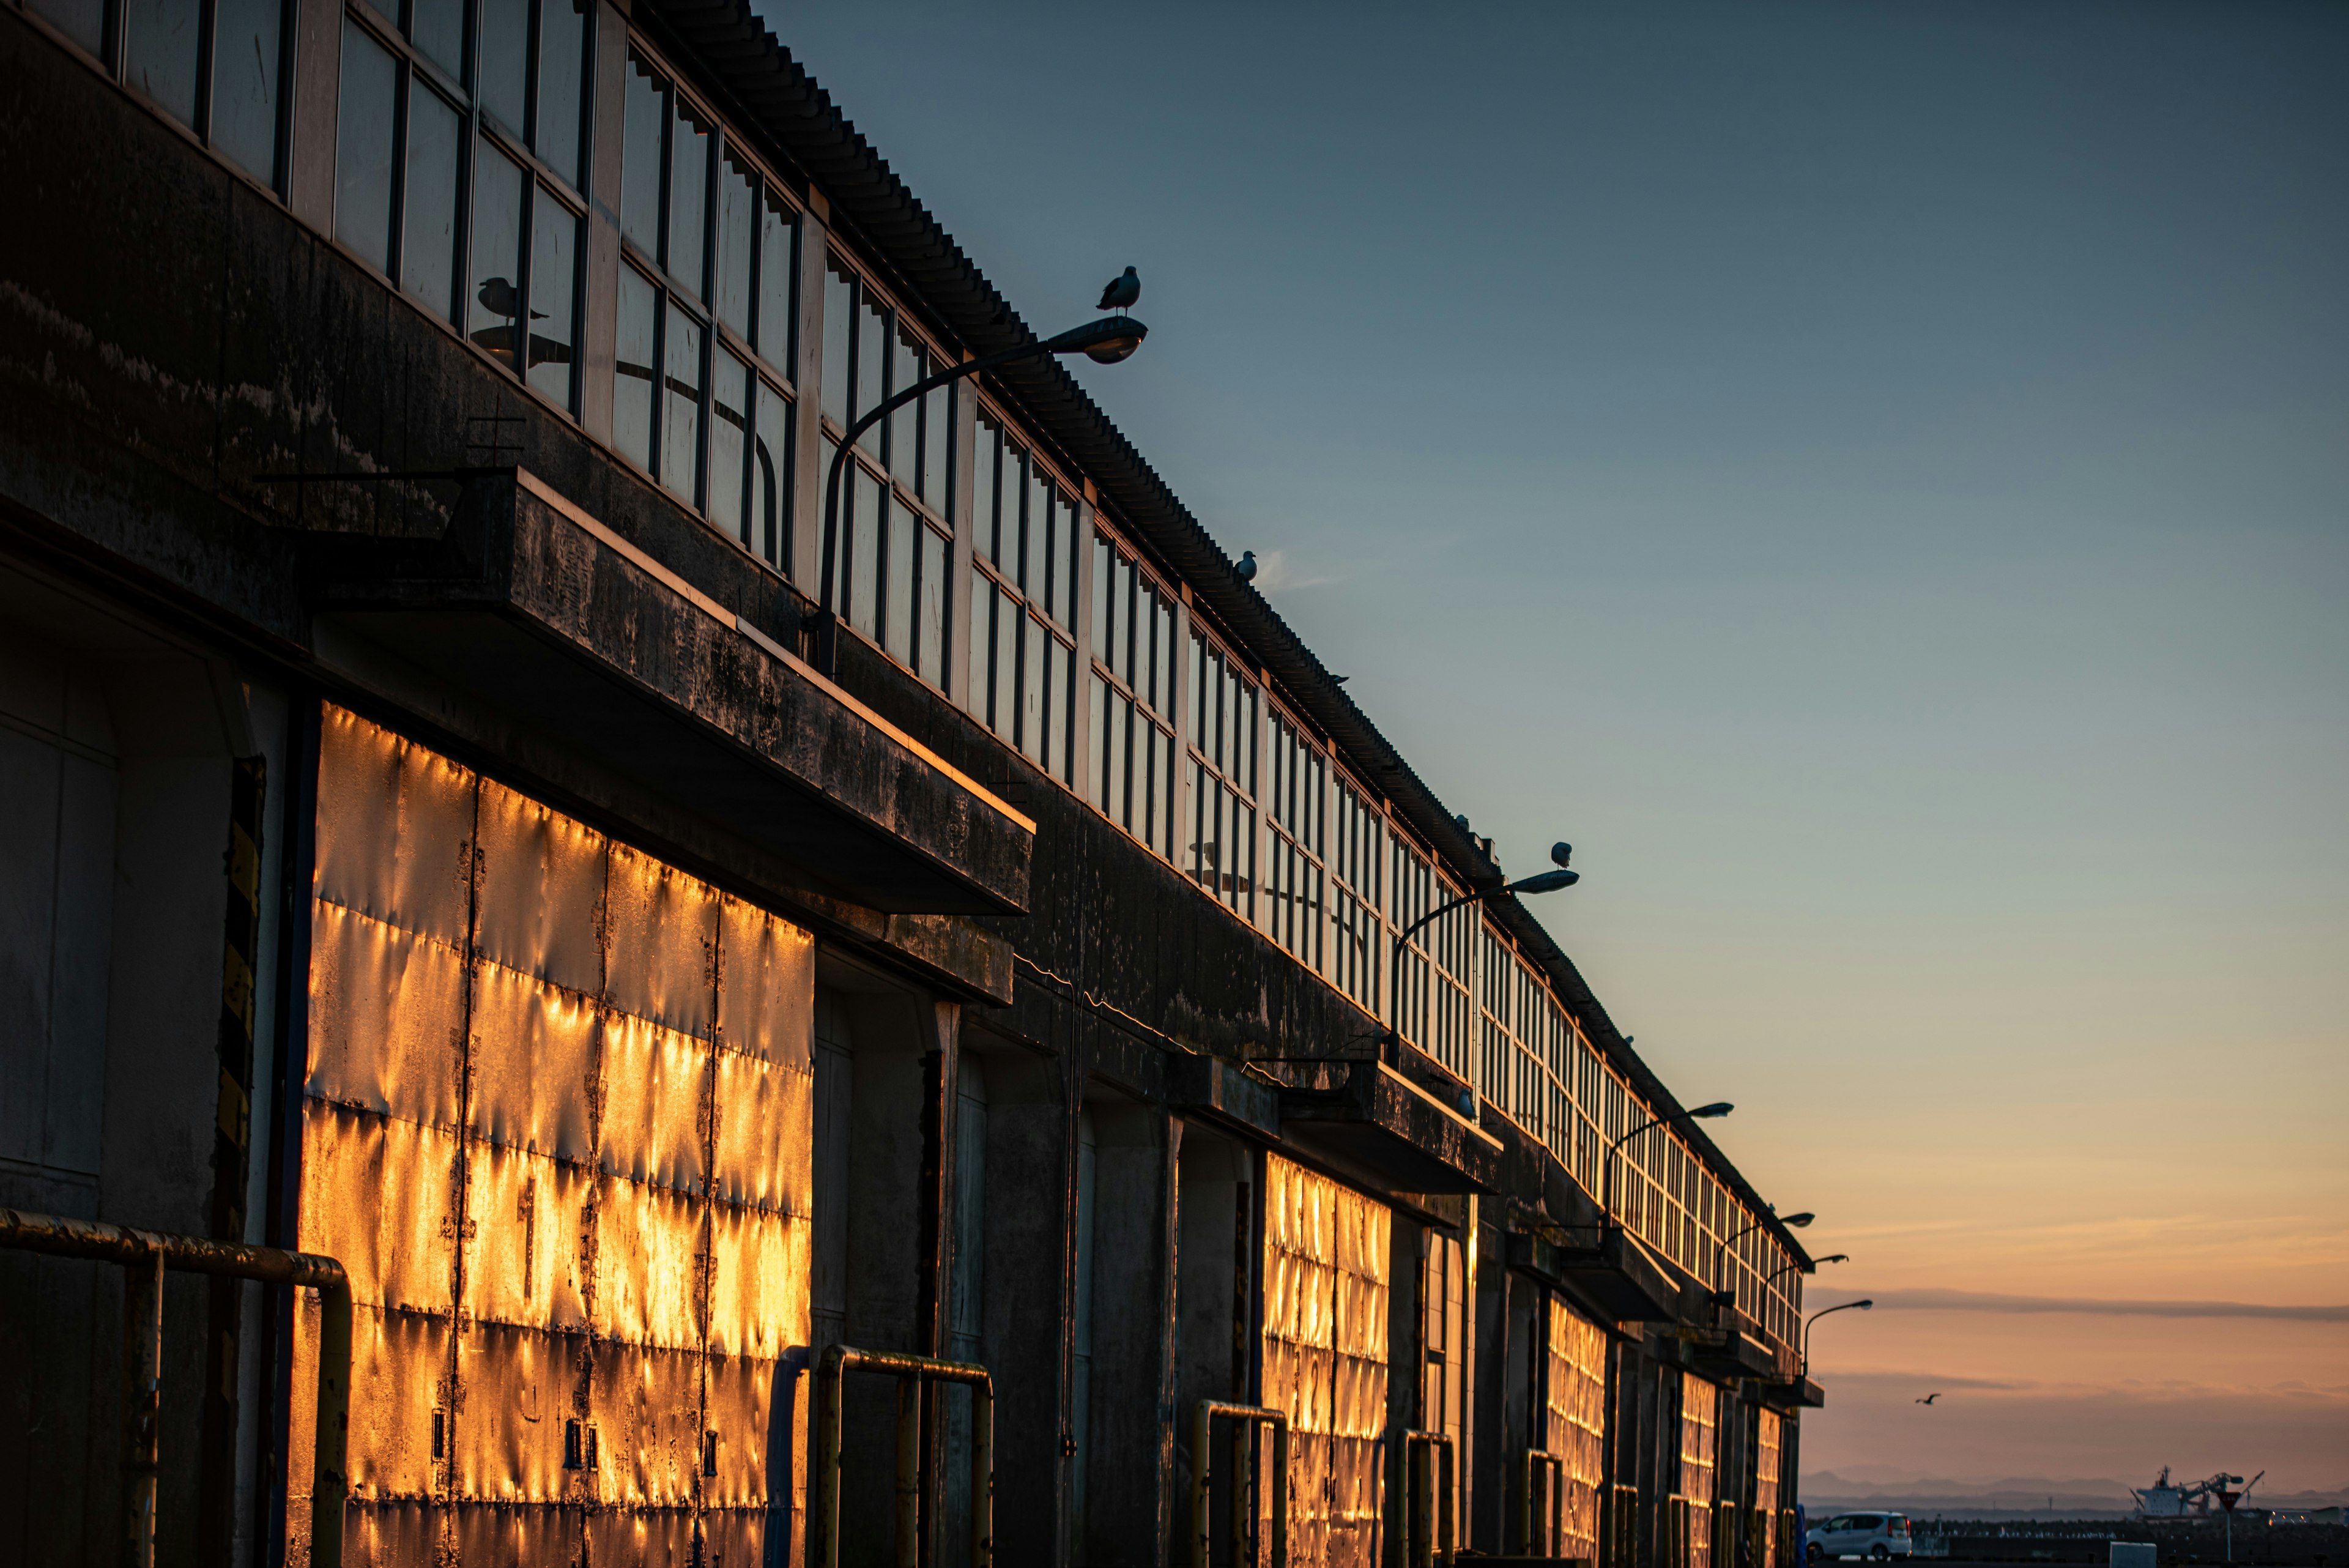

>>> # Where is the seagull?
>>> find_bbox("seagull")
[1236,550,1258,582]
[1916,1393,1942,1405]
[1097,266,1140,312]
[475,277,545,320]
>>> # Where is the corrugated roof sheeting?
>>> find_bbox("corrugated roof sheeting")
[641,0,1810,1269]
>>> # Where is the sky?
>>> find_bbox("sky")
[759,1,2349,1492]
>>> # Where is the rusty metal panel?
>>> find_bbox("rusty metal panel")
[305,901,466,1129]
[471,778,608,994]
[1547,1295,1608,1560]
[598,1013,713,1195]
[1262,1154,1390,1568]
[313,703,477,949]
[604,841,718,1038]
[717,893,814,1065]
[1682,1373,1719,1568]
[466,960,600,1162]
[294,707,815,1565]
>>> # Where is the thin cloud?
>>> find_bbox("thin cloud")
[1250,548,1340,595]
[1818,1288,2349,1322]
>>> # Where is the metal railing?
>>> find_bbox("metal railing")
[1400,1429,1457,1567]
[1190,1400,1290,1568]
[1524,1447,1568,1555]
[811,1344,993,1568]
[0,1207,351,1568]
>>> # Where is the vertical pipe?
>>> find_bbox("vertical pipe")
[1190,1404,1211,1568]
[1231,1418,1249,1568]
[971,1380,993,1568]
[310,1279,352,1568]
[1269,1419,1287,1568]
[815,1352,844,1568]
[897,1378,923,1568]
[122,1245,164,1568]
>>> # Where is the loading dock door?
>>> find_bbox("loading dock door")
[1260,1154,1389,1568]
[1545,1296,1608,1561]
[289,706,813,1564]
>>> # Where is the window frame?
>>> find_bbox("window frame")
[1085,521,1181,860]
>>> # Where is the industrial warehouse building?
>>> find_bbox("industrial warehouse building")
[0,0,1825,1561]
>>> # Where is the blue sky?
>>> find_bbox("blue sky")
[762,1,2349,1486]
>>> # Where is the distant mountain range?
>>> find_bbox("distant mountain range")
[1800,1471,2347,1518]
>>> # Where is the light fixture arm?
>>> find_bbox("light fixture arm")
[1802,1298,1873,1377]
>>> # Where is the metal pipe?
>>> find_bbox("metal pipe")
[1190,1400,1289,1568]
[1400,1430,1456,1568]
[812,1344,995,1568]
[1522,1448,1565,1556]
[0,1208,351,1568]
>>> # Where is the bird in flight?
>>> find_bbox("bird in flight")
[1915,1393,1942,1405]
[1097,266,1140,311]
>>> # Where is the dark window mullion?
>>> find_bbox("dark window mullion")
[520,0,540,150]
[511,177,536,387]
[387,62,412,286]
[192,0,217,141]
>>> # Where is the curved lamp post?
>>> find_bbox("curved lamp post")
[1767,1253,1847,1286]
[1384,842,1579,1063]
[1802,1298,1873,1377]
[1723,1211,1813,1250]
[1601,1100,1732,1231]
[815,313,1148,675]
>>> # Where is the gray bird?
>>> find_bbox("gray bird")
[1097,266,1140,311]
[475,276,546,321]
[1236,550,1257,582]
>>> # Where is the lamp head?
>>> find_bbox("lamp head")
[1687,1101,1734,1120]
[1044,314,1148,363]
[1509,868,1579,896]
[1854,1299,1874,1310]
[1817,1254,1850,1265]
[1783,1212,1816,1228]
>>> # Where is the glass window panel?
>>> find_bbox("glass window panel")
[967,573,992,724]
[975,417,1002,567]
[1050,637,1075,780]
[922,381,950,516]
[757,195,797,371]
[466,141,526,366]
[478,0,527,132]
[408,0,464,83]
[1108,694,1131,827]
[661,308,703,503]
[849,465,881,639]
[992,587,1017,741]
[1119,557,1139,686]
[855,289,886,455]
[889,324,922,492]
[752,382,790,569]
[620,58,665,259]
[210,0,283,180]
[1088,675,1108,811]
[918,526,948,690]
[885,495,915,666]
[614,267,657,469]
[28,0,104,56]
[711,350,749,541]
[124,0,201,125]
[399,83,461,319]
[527,191,579,407]
[535,0,587,186]
[1025,463,1049,596]
[669,99,710,295]
[1091,535,1110,664]
[822,256,854,430]
[716,150,756,341]
[333,24,397,273]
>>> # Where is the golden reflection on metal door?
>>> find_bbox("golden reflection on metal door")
[1260,1154,1389,1568]
[1545,1296,1607,1562]
[1680,1373,1719,1568]
[287,707,813,1565]
[1754,1408,1782,1568]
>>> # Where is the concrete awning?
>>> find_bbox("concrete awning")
[1508,1227,1683,1323]
[1277,1061,1504,1198]
[306,470,1033,917]
[1757,1375,1827,1411]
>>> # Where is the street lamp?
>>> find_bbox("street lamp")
[1768,1253,1847,1286]
[1802,1298,1873,1376]
[814,313,1148,674]
[1385,842,1579,1066]
[1723,1211,1813,1249]
[1600,1099,1732,1230]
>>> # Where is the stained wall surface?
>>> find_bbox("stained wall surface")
[1544,1296,1608,1561]
[291,707,814,1564]
[1260,1154,1389,1568]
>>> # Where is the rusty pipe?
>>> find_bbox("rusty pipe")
[1522,1449,1565,1556]
[812,1344,993,1568]
[0,1209,352,1568]
[1400,1430,1456,1568]
[1190,1401,1288,1568]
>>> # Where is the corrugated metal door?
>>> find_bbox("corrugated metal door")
[1260,1153,1389,1568]
[288,706,813,1565]
[1545,1295,1608,1560]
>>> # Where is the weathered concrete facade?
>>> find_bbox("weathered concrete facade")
[0,1,1822,1563]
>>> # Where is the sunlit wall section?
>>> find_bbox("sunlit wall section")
[1754,1408,1783,1568]
[291,707,814,1564]
[1261,1154,1390,1568]
[1679,1374,1720,1568]
[1545,1297,1608,1562]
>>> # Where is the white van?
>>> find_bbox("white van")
[1806,1512,1914,1561]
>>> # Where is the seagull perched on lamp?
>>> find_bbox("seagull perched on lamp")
[1097,266,1140,311]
